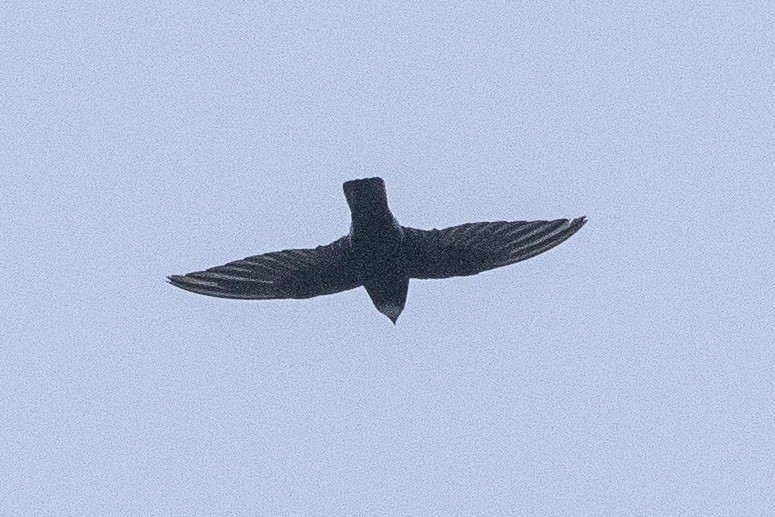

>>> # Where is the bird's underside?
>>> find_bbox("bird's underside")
[168,177,587,322]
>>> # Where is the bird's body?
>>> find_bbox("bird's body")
[168,177,586,323]
[344,178,409,322]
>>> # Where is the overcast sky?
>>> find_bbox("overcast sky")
[3,2,774,515]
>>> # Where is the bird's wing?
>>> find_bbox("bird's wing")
[404,217,586,279]
[168,236,360,299]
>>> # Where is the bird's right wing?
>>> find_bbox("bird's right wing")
[404,217,586,279]
[168,236,361,299]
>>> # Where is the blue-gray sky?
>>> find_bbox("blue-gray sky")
[3,2,774,515]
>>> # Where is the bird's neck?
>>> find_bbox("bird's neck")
[350,209,399,238]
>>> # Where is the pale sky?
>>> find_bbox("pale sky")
[2,2,774,515]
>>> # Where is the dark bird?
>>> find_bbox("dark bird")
[168,178,586,323]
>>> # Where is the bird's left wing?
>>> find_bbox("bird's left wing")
[404,217,586,279]
[168,236,360,299]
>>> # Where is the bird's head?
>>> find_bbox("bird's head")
[343,177,388,215]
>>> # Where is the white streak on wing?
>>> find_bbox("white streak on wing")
[242,257,287,276]
[218,266,254,274]
[199,272,274,283]
[178,277,220,288]
[502,222,577,265]
[508,223,569,259]
[523,220,569,246]
[510,221,559,246]
[509,230,574,263]
[490,222,516,238]
[502,221,541,239]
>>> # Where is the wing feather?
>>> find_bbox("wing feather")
[404,217,586,279]
[168,236,360,299]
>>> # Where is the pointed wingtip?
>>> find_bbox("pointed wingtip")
[167,275,188,288]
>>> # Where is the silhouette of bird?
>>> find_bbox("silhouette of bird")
[168,177,586,323]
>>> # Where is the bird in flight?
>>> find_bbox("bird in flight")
[168,178,586,323]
